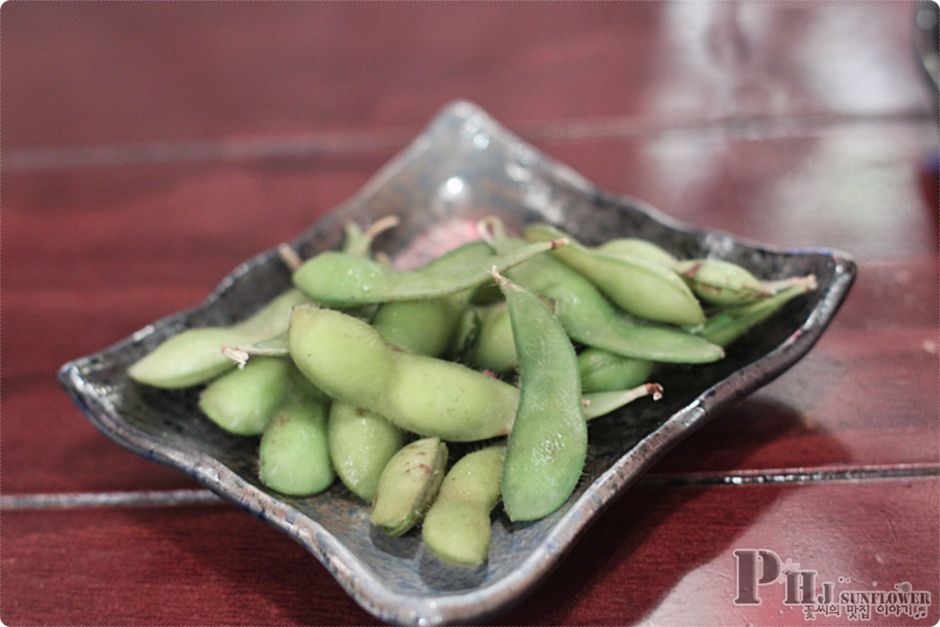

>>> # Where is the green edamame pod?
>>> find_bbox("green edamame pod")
[577,348,655,394]
[495,271,587,522]
[524,223,704,326]
[371,437,448,536]
[470,302,517,373]
[291,239,562,307]
[596,238,677,267]
[422,445,506,566]
[674,259,770,306]
[484,228,722,364]
[198,357,291,435]
[583,383,663,420]
[258,394,333,497]
[696,279,817,347]
[128,289,310,388]
[328,402,405,501]
[289,306,519,441]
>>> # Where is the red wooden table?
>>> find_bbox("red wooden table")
[3,3,938,625]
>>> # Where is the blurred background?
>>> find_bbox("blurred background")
[2,3,938,625]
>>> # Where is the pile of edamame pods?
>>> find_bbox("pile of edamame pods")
[128,215,816,566]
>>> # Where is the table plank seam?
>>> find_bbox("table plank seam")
[6,109,931,172]
[3,463,936,511]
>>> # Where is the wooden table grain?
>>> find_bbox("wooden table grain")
[2,3,937,625]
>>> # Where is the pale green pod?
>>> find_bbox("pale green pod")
[696,280,817,347]
[328,402,405,501]
[422,445,506,566]
[596,238,678,267]
[372,298,464,357]
[128,289,310,388]
[577,348,654,393]
[471,302,517,373]
[583,383,663,420]
[674,259,770,306]
[486,232,723,364]
[289,306,519,441]
[524,223,705,326]
[497,273,586,522]
[198,357,291,435]
[258,396,333,496]
[292,239,561,307]
[371,437,448,536]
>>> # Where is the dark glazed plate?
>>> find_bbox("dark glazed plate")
[59,101,855,625]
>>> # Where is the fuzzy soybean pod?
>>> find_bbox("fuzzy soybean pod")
[674,258,771,307]
[371,437,448,536]
[291,239,562,307]
[328,402,405,501]
[470,302,517,372]
[128,289,311,389]
[422,445,506,566]
[595,238,678,267]
[524,223,705,326]
[577,348,655,394]
[258,389,334,497]
[370,241,494,356]
[495,271,587,522]
[289,305,520,441]
[198,357,291,435]
[484,230,723,364]
[696,279,817,347]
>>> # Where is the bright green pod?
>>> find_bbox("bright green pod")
[198,357,291,435]
[422,445,506,566]
[596,238,678,267]
[292,239,561,307]
[696,280,817,347]
[674,259,770,306]
[328,402,405,501]
[577,348,655,393]
[471,302,517,373]
[289,306,519,441]
[258,395,333,497]
[488,233,723,364]
[524,223,705,326]
[583,383,663,420]
[128,289,311,389]
[371,437,448,536]
[496,272,586,522]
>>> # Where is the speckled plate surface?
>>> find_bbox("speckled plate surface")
[59,101,855,625]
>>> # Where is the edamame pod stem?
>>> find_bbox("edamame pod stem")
[577,348,654,393]
[583,383,663,420]
[422,445,506,566]
[328,402,405,501]
[371,437,448,536]
[198,357,291,435]
[342,215,400,258]
[524,223,705,326]
[291,239,564,307]
[289,306,519,441]
[696,279,817,347]
[495,271,587,523]
[483,228,723,364]
[128,289,310,388]
[258,390,334,497]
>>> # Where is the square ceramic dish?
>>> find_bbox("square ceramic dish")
[59,101,855,625]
